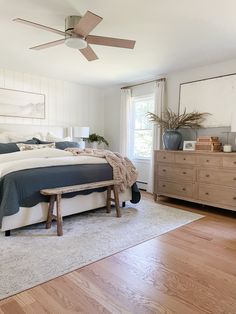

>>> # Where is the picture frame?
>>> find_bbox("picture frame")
[183,140,196,151]
[0,87,45,119]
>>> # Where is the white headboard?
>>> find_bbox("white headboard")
[0,124,66,138]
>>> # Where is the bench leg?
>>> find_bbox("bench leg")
[113,185,121,218]
[46,195,55,229]
[106,186,112,213]
[56,194,63,236]
[5,230,11,237]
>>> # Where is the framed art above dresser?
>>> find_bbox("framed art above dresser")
[154,150,236,211]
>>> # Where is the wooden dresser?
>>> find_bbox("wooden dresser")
[154,150,236,211]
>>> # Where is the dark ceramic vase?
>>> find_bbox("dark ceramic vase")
[162,130,182,150]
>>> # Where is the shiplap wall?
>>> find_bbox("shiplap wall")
[0,68,105,134]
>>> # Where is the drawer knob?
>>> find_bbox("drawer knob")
[206,159,210,163]
[182,171,187,175]
[234,161,236,165]
[162,169,166,172]
[233,197,236,200]
[183,158,186,161]
[233,178,236,181]
[162,184,166,187]
[163,156,166,159]
[182,188,186,191]
[206,174,210,178]
[205,192,209,195]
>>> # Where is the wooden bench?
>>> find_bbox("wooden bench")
[40,180,122,236]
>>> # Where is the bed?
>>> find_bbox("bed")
[0,131,140,234]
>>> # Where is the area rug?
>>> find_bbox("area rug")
[0,200,203,299]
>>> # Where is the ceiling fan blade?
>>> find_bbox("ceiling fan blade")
[86,35,136,49]
[79,45,98,61]
[73,11,103,37]
[30,39,65,50]
[13,18,66,36]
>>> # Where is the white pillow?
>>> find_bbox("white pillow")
[45,132,71,142]
[7,132,43,142]
[0,132,10,143]
[17,143,56,151]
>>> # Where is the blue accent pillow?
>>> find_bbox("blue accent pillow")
[55,141,80,150]
[0,139,38,154]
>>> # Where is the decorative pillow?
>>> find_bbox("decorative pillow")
[0,143,19,154]
[45,132,71,142]
[17,143,56,151]
[55,141,80,150]
[7,132,44,143]
[33,138,80,150]
[0,140,38,154]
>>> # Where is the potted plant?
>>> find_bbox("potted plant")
[87,133,109,149]
[147,108,209,150]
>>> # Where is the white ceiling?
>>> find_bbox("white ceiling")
[1,0,236,86]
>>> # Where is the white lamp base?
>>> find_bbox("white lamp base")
[78,139,85,149]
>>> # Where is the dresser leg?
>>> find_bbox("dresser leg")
[153,193,158,202]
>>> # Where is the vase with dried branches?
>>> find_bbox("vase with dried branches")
[147,108,209,150]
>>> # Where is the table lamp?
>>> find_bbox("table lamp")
[73,127,89,149]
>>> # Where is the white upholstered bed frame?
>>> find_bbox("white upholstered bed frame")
[1,189,131,232]
[0,124,131,233]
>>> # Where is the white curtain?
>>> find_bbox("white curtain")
[147,80,166,193]
[119,88,131,156]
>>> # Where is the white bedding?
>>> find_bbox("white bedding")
[0,148,107,178]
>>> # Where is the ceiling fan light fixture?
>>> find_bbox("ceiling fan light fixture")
[65,37,87,49]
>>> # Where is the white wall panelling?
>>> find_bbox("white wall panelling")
[0,68,105,135]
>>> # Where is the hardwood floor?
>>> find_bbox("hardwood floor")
[1,193,236,313]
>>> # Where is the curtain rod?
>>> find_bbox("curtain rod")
[121,77,166,90]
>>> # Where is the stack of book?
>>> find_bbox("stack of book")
[195,136,222,152]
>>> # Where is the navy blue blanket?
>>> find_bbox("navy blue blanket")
[0,164,140,226]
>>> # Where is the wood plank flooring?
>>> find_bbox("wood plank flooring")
[1,193,236,313]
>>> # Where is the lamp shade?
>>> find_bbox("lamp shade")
[73,127,90,138]
[231,112,236,132]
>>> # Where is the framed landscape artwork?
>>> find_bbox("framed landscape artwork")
[0,88,45,119]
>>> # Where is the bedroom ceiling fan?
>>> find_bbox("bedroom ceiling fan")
[13,11,136,61]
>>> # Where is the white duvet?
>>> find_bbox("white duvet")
[0,148,107,178]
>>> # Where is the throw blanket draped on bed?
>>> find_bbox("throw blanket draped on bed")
[66,148,138,192]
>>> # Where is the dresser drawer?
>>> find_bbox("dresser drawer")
[158,180,193,198]
[158,165,195,181]
[175,153,196,165]
[198,155,221,167]
[157,151,174,163]
[198,184,236,207]
[223,157,236,168]
[198,169,236,188]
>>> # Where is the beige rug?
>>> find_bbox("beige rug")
[0,199,203,300]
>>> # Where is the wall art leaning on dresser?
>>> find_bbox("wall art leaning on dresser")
[0,88,45,119]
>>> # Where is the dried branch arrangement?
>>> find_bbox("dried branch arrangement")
[146,108,210,130]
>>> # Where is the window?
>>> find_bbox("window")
[129,94,154,159]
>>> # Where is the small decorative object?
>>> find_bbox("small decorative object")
[222,131,232,153]
[195,136,222,152]
[72,127,90,149]
[183,141,196,151]
[147,108,209,150]
[223,144,232,153]
[87,133,109,149]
